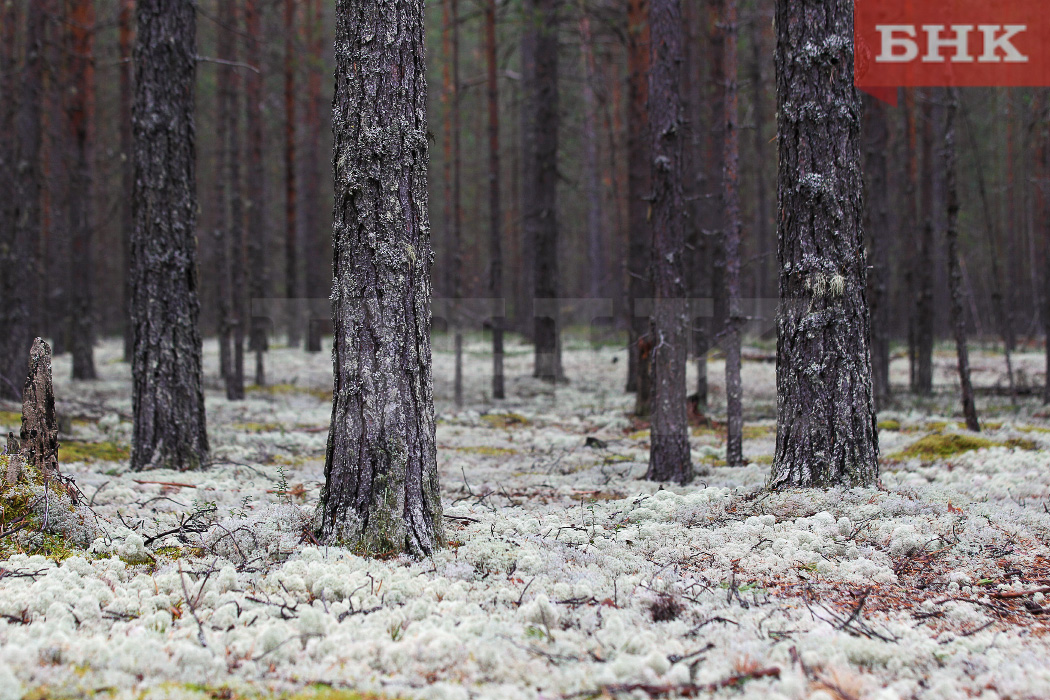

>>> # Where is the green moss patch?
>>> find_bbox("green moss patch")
[889,433,1038,462]
[480,412,530,429]
[878,419,901,431]
[0,410,21,426]
[248,383,333,402]
[451,445,518,457]
[59,440,130,463]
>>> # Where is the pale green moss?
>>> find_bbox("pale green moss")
[877,419,901,431]
[247,383,333,402]
[451,445,518,457]
[480,412,530,429]
[59,441,130,463]
[888,433,1038,462]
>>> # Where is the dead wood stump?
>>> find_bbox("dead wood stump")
[19,338,60,483]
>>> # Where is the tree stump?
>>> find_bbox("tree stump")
[19,338,60,483]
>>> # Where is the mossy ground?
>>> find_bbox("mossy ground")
[247,384,333,402]
[888,433,1038,462]
[480,412,530,429]
[59,441,130,463]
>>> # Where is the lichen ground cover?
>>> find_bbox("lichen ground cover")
[1,337,1049,700]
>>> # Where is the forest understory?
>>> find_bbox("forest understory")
[1,335,1049,700]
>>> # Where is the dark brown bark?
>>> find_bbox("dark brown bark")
[283,0,300,347]
[524,0,563,382]
[580,8,604,301]
[645,0,692,484]
[441,0,464,406]
[770,0,878,489]
[304,0,327,354]
[319,0,444,557]
[944,91,981,432]
[485,0,505,400]
[625,0,650,394]
[20,339,59,483]
[0,0,17,396]
[680,0,704,408]
[863,94,892,408]
[749,3,773,300]
[0,2,45,401]
[1042,91,1050,406]
[120,0,134,363]
[245,0,268,385]
[722,0,743,467]
[130,0,209,471]
[903,90,920,391]
[914,92,936,395]
[67,0,98,381]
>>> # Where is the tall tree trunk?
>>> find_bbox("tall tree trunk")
[0,2,45,401]
[217,0,246,400]
[944,91,981,432]
[319,0,444,557]
[0,0,17,395]
[120,0,134,363]
[769,0,878,489]
[863,94,892,408]
[722,0,744,467]
[441,0,464,407]
[484,0,505,400]
[625,0,650,395]
[283,0,300,347]
[914,92,936,395]
[903,90,920,391]
[304,0,326,354]
[524,0,562,382]
[130,0,208,471]
[1042,90,1050,406]
[645,0,692,484]
[245,0,268,386]
[67,0,97,381]
[749,3,773,300]
[579,5,603,301]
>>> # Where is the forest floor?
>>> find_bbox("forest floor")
[2,335,1050,700]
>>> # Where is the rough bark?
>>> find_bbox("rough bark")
[524,0,563,382]
[67,0,98,381]
[645,0,692,485]
[304,0,327,354]
[769,0,878,489]
[485,0,505,400]
[944,91,981,432]
[0,1,45,401]
[19,339,60,483]
[283,0,300,347]
[319,0,444,557]
[130,0,209,471]
[863,94,892,409]
[120,0,134,363]
[245,0,268,385]
[625,0,650,394]
[722,0,744,467]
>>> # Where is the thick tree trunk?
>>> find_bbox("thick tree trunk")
[304,0,327,354]
[245,0,268,385]
[769,0,878,489]
[625,0,650,395]
[130,0,209,471]
[863,94,892,408]
[484,0,505,400]
[283,0,300,347]
[319,0,443,557]
[0,2,45,401]
[524,0,563,382]
[120,0,134,363]
[722,0,744,467]
[67,0,97,382]
[944,92,981,432]
[645,0,692,485]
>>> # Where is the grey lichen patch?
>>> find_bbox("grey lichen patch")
[805,271,847,298]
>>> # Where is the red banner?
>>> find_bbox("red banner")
[855,0,1050,104]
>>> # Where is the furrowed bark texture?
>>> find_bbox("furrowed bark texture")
[770,0,878,489]
[320,0,444,557]
[944,92,981,432]
[130,0,209,471]
[645,0,692,484]
[722,0,744,467]
[862,94,891,408]
[20,339,60,483]
[524,0,563,382]
[625,0,650,394]
[484,0,505,400]
[0,1,44,401]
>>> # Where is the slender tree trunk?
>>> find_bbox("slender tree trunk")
[625,0,650,395]
[579,5,603,301]
[319,0,444,557]
[749,3,773,300]
[769,0,878,489]
[484,0,505,400]
[863,94,892,408]
[524,0,563,382]
[283,0,300,347]
[0,0,18,396]
[722,0,744,467]
[1042,91,1050,405]
[67,0,97,381]
[645,0,692,484]
[245,0,268,385]
[120,0,134,363]
[0,2,45,401]
[944,91,981,432]
[304,0,326,354]
[914,92,936,395]
[130,0,208,471]
[441,0,464,406]
[903,90,920,391]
